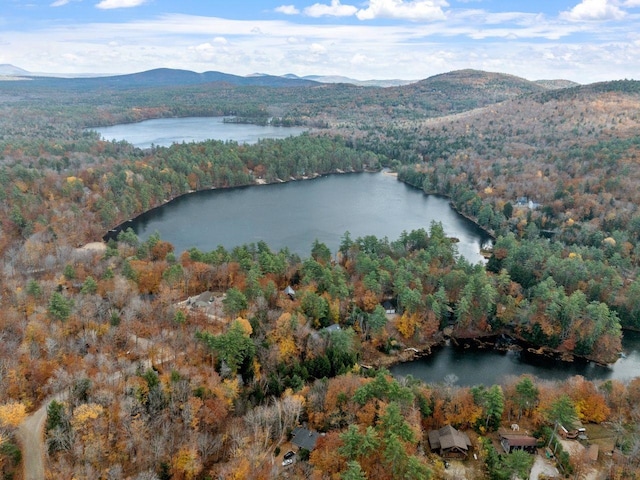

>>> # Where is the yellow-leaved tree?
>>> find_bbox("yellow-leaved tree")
[268,312,300,363]
[0,402,27,428]
[171,447,203,480]
[396,312,420,339]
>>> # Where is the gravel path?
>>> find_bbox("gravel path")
[16,394,64,480]
[529,454,560,479]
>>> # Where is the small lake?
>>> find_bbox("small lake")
[390,331,640,386]
[112,172,492,263]
[92,116,307,148]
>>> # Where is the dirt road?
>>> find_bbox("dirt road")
[16,334,172,480]
[16,394,62,480]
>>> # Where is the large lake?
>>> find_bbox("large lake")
[113,172,492,263]
[391,331,640,386]
[92,116,307,149]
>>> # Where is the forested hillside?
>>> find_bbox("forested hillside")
[1,69,640,479]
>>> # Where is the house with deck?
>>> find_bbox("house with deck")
[428,425,472,458]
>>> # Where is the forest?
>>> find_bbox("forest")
[1,69,640,479]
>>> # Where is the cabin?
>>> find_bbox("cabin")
[291,427,320,451]
[500,434,538,454]
[382,300,396,314]
[284,285,296,300]
[428,425,472,458]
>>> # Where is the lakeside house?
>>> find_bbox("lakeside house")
[428,425,472,458]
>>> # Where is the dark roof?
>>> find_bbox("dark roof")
[501,435,538,447]
[382,300,396,310]
[197,291,214,303]
[291,427,320,451]
[428,425,471,451]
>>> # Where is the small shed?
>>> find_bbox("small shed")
[500,434,538,454]
[284,285,296,299]
[428,425,472,458]
[291,427,320,451]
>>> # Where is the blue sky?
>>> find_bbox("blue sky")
[1,0,639,83]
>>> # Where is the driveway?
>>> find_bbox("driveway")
[529,454,559,480]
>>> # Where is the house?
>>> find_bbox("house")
[187,291,215,308]
[428,425,472,458]
[284,285,295,299]
[322,324,341,333]
[291,427,320,451]
[382,300,396,314]
[500,434,538,454]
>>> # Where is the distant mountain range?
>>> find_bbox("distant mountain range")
[0,64,579,90]
[0,64,31,76]
[280,73,415,87]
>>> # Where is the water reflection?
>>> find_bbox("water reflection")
[391,331,640,386]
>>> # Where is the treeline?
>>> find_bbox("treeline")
[0,133,379,251]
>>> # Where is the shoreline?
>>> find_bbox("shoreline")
[102,167,379,243]
[372,329,622,372]
[100,169,619,369]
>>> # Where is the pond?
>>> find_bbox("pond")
[92,116,307,148]
[390,331,640,386]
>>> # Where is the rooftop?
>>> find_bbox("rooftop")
[291,427,320,451]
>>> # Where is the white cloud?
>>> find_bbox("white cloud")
[351,53,369,64]
[4,11,640,83]
[304,0,358,18]
[275,5,300,15]
[560,0,626,21]
[309,43,327,54]
[50,0,71,6]
[623,0,640,6]
[356,0,448,21]
[191,43,216,60]
[95,0,148,10]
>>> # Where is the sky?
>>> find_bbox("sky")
[1,0,639,83]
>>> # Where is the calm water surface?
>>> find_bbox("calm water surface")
[390,331,640,386]
[117,172,492,263]
[92,116,307,148]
